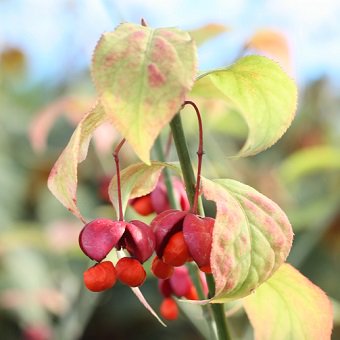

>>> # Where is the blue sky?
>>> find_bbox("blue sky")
[1,0,340,87]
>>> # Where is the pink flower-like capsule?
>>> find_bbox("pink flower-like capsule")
[151,210,214,273]
[130,177,190,216]
[158,268,192,320]
[79,218,155,263]
[158,266,208,301]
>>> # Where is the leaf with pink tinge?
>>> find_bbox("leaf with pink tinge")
[47,104,108,222]
[92,23,197,164]
[243,263,333,340]
[201,177,293,302]
[183,214,214,268]
[79,219,126,262]
[124,220,155,263]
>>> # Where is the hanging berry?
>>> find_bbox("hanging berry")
[79,139,155,291]
[83,261,117,292]
[151,256,174,280]
[116,257,146,287]
[151,101,214,274]
[160,298,178,321]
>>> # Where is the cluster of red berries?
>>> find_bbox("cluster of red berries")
[80,175,215,322]
[79,218,155,291]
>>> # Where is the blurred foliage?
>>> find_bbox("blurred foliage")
[0,21,339,340]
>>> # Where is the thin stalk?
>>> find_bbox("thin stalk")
[206,274,232,340]
[189,264,217,340]
[113,138,126,221]
[169,114,196,206]
[170,108,232,340]
[154,137,179,210]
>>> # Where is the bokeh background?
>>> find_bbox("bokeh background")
[1,0,340,339]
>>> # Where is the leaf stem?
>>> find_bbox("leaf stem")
[113,138,126,221]
[154,137,179,210]
[182,100,204,214]
[169,110,232,340]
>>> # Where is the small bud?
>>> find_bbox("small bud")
[116,257,146,287]
[83,261,117,292]
[160,298,178,320]
[151,256,174,279]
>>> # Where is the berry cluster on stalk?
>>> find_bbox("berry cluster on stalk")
[78,100,214,323]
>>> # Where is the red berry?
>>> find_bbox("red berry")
[160,298,178,320]
[131,195,154,216]
[116,257,146,287]
[83,261,116,292]
[184,285,199,300]
[162,231,191,266]
[151,256,174,279]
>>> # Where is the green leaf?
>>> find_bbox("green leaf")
[243,263,333,340]
[47,104,108,222]
[189,23,229,46]
[108,161,179,216]
[201,178,293,302]
[92,23,197,164]
[279,146,340,183]
[192,56,297,157]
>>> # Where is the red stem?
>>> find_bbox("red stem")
[182,100,204,215]
[113,138,126,221]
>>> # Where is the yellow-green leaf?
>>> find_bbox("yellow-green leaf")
[47,104,108,222]
[243,263,333,340]
[108,161,179,216]
[92,23,197,164]
[201,178,293,302]
[192,55,297,157]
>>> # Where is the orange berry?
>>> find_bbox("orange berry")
[160,298,178,320]
[83,261,116,292]
[184,285,199,300]
[116,257,146,287]
[151,256,174,279]
[132,195,154,216]
[162,231,191,267]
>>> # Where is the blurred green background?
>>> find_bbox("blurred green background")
[1,1,340,339]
